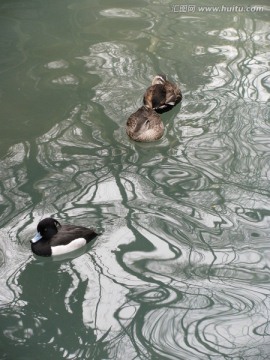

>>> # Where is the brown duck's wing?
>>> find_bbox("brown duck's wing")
[143,84,167,109]
[165,83,182,106]
[126,111,138,127]
[126,107,150,136]
[165,91,182,105]
[126,109,142,136]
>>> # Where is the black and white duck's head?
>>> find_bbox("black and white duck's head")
[31,217,61,243]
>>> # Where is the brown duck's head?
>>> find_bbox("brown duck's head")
[126,106,164,142]
[152,74,167,85]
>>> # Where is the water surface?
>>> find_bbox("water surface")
[0,0,270,359]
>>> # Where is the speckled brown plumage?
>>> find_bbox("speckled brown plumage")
[126,106,164,142]
[143,75,182,113]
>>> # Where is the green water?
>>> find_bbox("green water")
[0,0,270,359]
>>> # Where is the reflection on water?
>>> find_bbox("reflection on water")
[0,0,270,359]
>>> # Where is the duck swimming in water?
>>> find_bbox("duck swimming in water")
[31,217,98,257]
[126,105,164,142]
[143,74,182,113]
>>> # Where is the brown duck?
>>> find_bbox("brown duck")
[143,74,182,113]
[126,106,164,142]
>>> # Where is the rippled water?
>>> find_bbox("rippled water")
[1,0,270,359]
